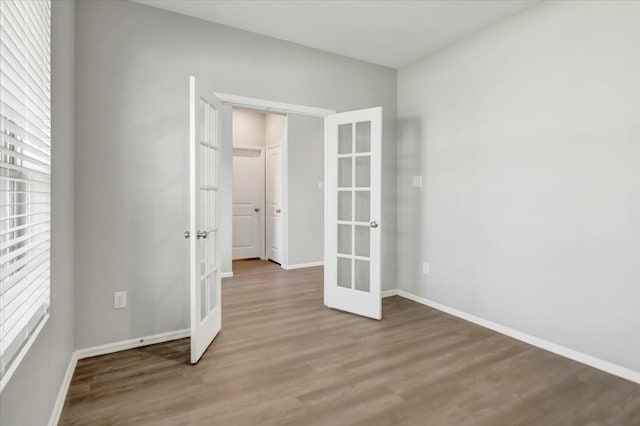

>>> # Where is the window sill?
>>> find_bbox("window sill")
[0,313,50,393]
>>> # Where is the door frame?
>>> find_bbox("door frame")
[216,93,335,273]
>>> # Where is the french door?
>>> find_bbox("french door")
[188,76,222,363]
[325,107,382,320]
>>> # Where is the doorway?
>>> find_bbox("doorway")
[219,93,384,320]
[187,82,385,368]
[231,108,285,264]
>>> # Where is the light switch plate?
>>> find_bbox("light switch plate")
[413,176,423,188]
[318,181,324,190]
[422,262,430,275]
[114,291,127,309]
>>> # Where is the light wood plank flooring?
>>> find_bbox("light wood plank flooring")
[60,259,640,425]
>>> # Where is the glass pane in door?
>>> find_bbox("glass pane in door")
[338,123,352,154]
[209,148,217,187]
[338,224,352,255]
[338,257,352,289]
[338,191,351,221]
[207,229,217,270]
[355,191,370,222]
[355,156,370,187]
[354,226,370,257]
[355,121,371,153]
[338,158,352,187]
[200,100,208,142]
[209,269,217,311]
[200,277,208,320]
[354,260,370,292]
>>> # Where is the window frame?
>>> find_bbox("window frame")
[0,0,52,393]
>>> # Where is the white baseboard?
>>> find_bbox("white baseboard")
[49,329,189,425]
[283,261,324,270]
[48,351,78,426]
[382,289,398,298]
[221,271,234,278]
[76,328,190,360]
[395,289,640,384]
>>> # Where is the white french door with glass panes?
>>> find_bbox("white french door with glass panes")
[188,76,222,364]
[325,107,382,320]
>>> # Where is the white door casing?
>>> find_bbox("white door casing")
[324,107,382,320]
[232,146,265,259]
[189,76,222,364]
[266,145,283,264]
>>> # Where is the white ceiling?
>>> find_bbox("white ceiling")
[132,0,541,69]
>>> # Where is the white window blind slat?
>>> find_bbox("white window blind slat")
[1,268,48,329]
[1,276,48,353]
[1,248,49,293]
[1,131,51,160]
[1,235,50,267]
[1,270,49,334]
[1,114,51,151]
[0,210,50,224]
[0,227,50,252]
[0,218,49,236]
[0,0,51,387]
[2,161,51,180]
[0,146,50,168]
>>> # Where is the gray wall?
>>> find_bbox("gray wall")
[0,1,76,424]
[75,0,397,349]
[397,1,640,372]
[287,114,325,265]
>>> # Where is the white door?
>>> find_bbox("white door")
[266,145,282,263]
[232,147,264,259]
[325,107,382,320]
[188,76,222,364]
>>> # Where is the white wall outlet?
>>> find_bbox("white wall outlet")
[318,181,324,190]
[422,262,430,275]
[413,176,423,188]
[114,291,127,309]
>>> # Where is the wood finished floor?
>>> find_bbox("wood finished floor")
[60,259,640,425]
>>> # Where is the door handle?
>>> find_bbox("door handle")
[184,231,191,239]
[254,208,260,212]
[196,230,208,239]
[276,209,281,213]
[370,221,378,228]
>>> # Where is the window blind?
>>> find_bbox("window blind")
[0,0,51,387]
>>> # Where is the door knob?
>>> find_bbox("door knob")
[184,231,191,239]
[370,221,378,228]
[276,209,281,213]
[254,208,260,212]
[196,230,208,239]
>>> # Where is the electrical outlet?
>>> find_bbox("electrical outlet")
[114,291,127,309]
[422,262,430,275]
[413,176,423,188]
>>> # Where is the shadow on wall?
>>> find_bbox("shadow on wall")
[397,116,425,294]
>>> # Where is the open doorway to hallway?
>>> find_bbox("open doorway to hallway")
[229,106,326,274]
[231,108,286,264]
